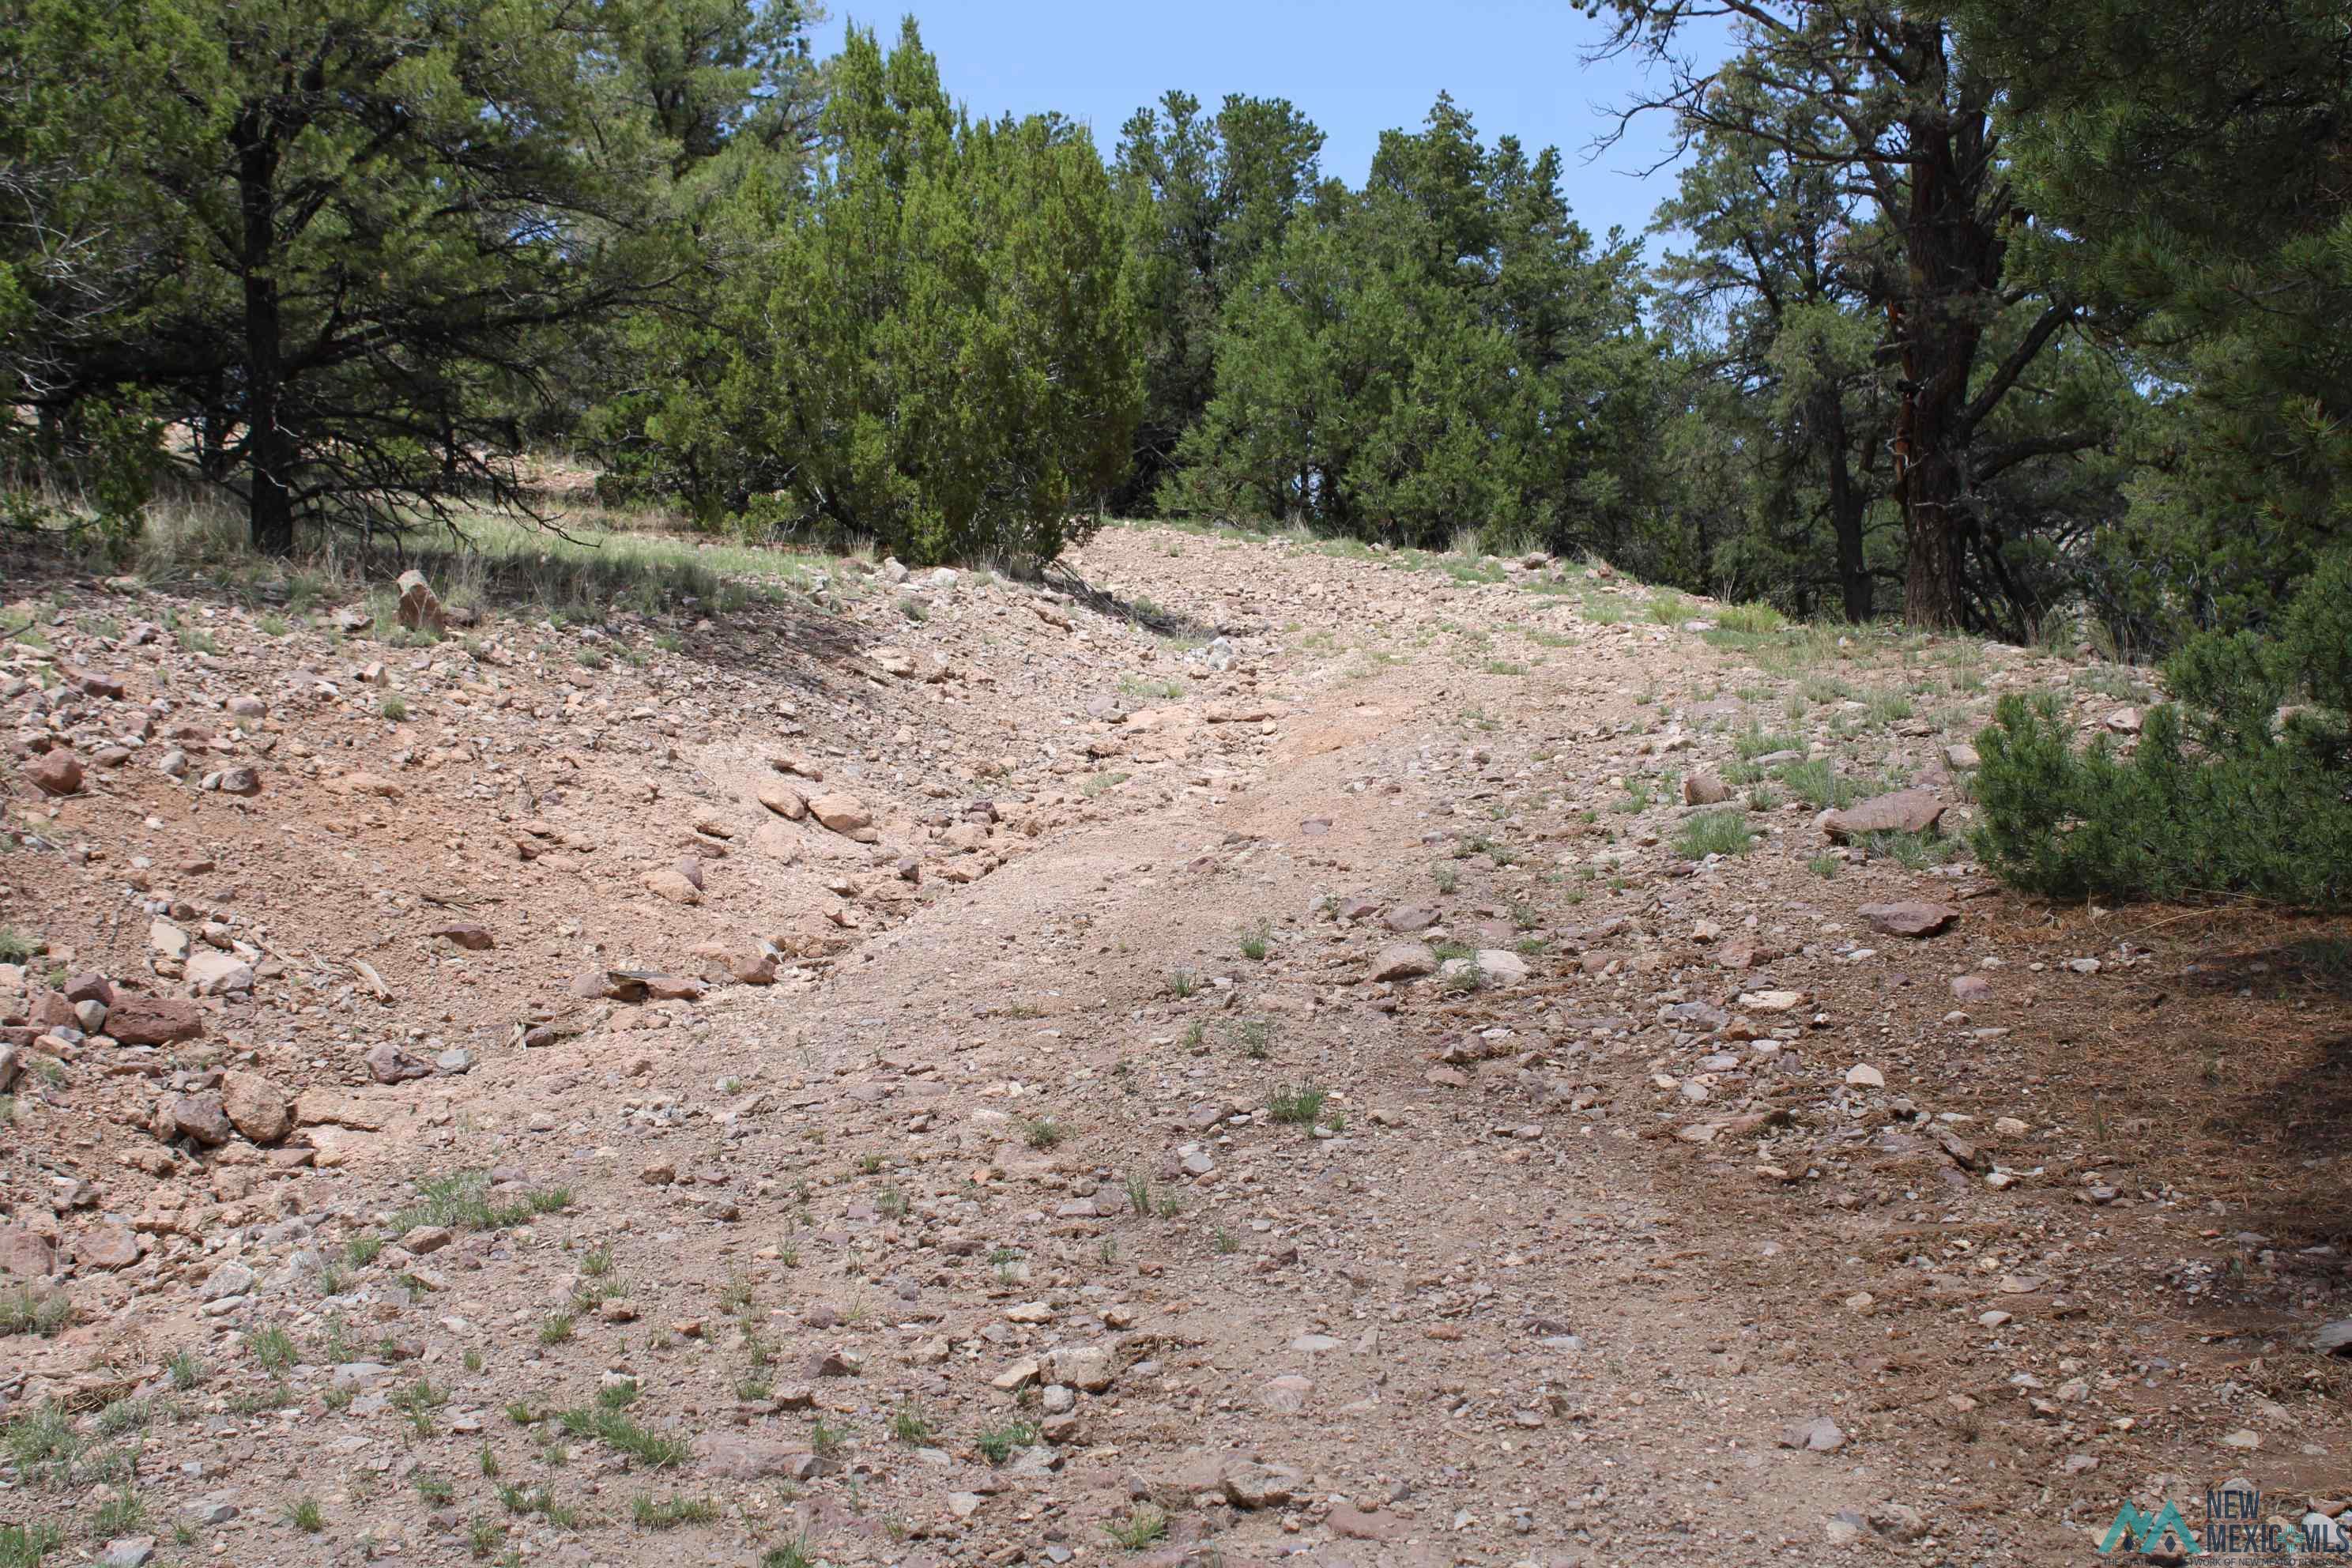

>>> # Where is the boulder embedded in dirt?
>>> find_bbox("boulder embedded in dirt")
[221,1071,292,1144]
[1859,901,1959,937]
[28,750,83,796]
[395,570,446,632]
[1821,789,1946,842]
[108,996,205,1045]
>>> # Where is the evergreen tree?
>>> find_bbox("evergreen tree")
[2,0,702,552]
[1598,0,2109,628]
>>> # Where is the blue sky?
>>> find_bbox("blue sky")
[816,2,1737,251]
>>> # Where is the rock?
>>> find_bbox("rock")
[1223,1461,1302,1509]
[185,949,254,996]
[700,1438,820,1482]
[1859,901,1959,937]
[642,866,703,905]
[2314,1321,2352,1355]
[1329,1503,1408,1541]
[0,1043,17,1094]
[364,1042,432,1083]
[63,972,114,1005]
[1950,974,1994,1003]
[1382,905,1437,933]
[428,923,494,951]
[221,1071,292,1144]
[1047,1344,1116,1393]
[101,1537,156,1568]
[1868,1504,1928,1544]
[1821,789,1947,842]
[400,1226,453,1255]
[1474,948,1529,983]
[1261,1373,1313,1413]
[806,791,872,835]
[1843,1064,1885,1088]
[214,766,261,797]
[27,749,83,796]
[1371,942,1438,981]
[1943,743,1981,771]
[1681,771,1732,805]
[198,1261,254,1300]
[1777,1416,1846,1453]
[168,1092,234,1147]
[871,646,917,678]
[149,921,191,962]
[1737,989,1805,1012]
[756,780,808,820]
[395,570,446,633]
[0,1227,57,1278]
[2105,707,2143,734]
[74,1223,142,1271]
[64,665,126,700]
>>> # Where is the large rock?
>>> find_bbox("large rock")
[0,1226,57,1278]
[1821,789,1947,842]
[1681,771,1732,806]
[364,1041,432,1083]
[756,780,807,820]
[806,791,872,835]
[1859,901,1959,938]
[220,1071,291,1144]
[642,866,703,905]
[108,996,205,1045]
[1474,948,1530,984]
[395,570,446,633]
[167,1092,234,1147]
[28,749,84,796]
[74,1223,142,1272]
[1371,942,1438,981]
[185,950,254,996]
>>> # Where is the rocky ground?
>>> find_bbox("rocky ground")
[3,518,2350,1568]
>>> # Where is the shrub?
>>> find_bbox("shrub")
[1974,552,2352,907]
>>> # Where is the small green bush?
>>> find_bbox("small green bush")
[1974,552,2352,907]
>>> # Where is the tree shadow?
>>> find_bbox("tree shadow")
[1042,561,1226,645]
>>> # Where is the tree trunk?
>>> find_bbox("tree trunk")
[236,119,295,555]
[1899,439,1966,628]
[1819,390,1872,621]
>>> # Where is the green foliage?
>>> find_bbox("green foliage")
[1163,95,1660,556]
[1975,554,2352,906]
[606,21,1141,564]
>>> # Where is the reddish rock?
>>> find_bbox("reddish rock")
[167,1091,234,1147]
[428,923,494,951]
[1859,901,1961,937]
[1371,942,1438,981]
[756,780,808,820]
[27,749,83,796]
[62,972,115,1006]
[643,866,702,904]
[1821,789,1947,842]
[806,791,873,835]
[395,569,446,633]
[107,996,205,1045]
[63,665,126,700]
[0,1225,57,1278]
[74,1223,141,1272]
[220,1071,292,1144]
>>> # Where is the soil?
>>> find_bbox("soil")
[3,522,2348,1568]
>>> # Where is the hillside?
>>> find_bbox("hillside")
[5,520,2350,1566]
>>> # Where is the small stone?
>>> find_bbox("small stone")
[806,791,873,834]
[756,780,807,820]
[1822,789,1946,842]
[428,924,494,951]
[1371,942,1438,981]
[642,866,702,904]
[1843,1064,1885,1088]
[1859,901,1959,938]
[1777,1416,1845,1453]
[28,749,84,796]
[1681,771,1732,805]
[102,1537,156,1568]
